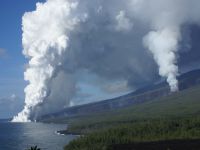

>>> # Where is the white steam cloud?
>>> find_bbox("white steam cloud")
[143,28,180,92]
[12,0,86,122]
[13,0,200,122]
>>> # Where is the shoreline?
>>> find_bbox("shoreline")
[56,130,82,136]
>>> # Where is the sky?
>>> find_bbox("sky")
[1,0,200,120]
[0,0,45,118]
[0,0,128,118]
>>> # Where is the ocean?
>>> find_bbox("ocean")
[0,122,77,150]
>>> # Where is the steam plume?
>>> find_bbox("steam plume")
[143,28,180,91]
[12,0,200,122]
[12,0,84,122]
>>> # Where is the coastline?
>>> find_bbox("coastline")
[56,130,82,136]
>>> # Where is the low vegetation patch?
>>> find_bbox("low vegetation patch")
[64,117,200,150]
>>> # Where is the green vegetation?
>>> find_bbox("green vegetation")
[58,86,200,150]
[27,146,41,150]
[62,86,200,150]
[63,86,200,133]
[64,117,200,150]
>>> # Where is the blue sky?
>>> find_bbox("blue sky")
[0,0,45,118]
[0,0,45,98]
[0,0,125,118]
[1,0,199,119]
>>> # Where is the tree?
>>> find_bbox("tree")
[27,146,41,150]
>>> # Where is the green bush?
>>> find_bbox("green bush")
[27,146,41,150]
[64,117,200,150]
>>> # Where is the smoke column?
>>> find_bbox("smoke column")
[12,0,83,122]
[130,0,200,92]
[143,28,180,92]
[12,0,200,122]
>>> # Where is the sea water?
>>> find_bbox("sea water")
[0,122,77,150]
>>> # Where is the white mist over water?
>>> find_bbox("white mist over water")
[13,0,200,122]
[12,0,86,122]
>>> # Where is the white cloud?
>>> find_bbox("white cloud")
[13,0,200,121]
[115,10,133,32]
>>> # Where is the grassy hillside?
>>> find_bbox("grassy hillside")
[64,117,200,150]
[43,85,200,130]
[39,69,200,122]
[61,86,200,150]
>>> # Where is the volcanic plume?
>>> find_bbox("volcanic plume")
[13,0,200,122]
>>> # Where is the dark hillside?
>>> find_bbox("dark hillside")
[39,69,200,121]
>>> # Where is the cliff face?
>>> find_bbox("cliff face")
[39,69,200,120]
